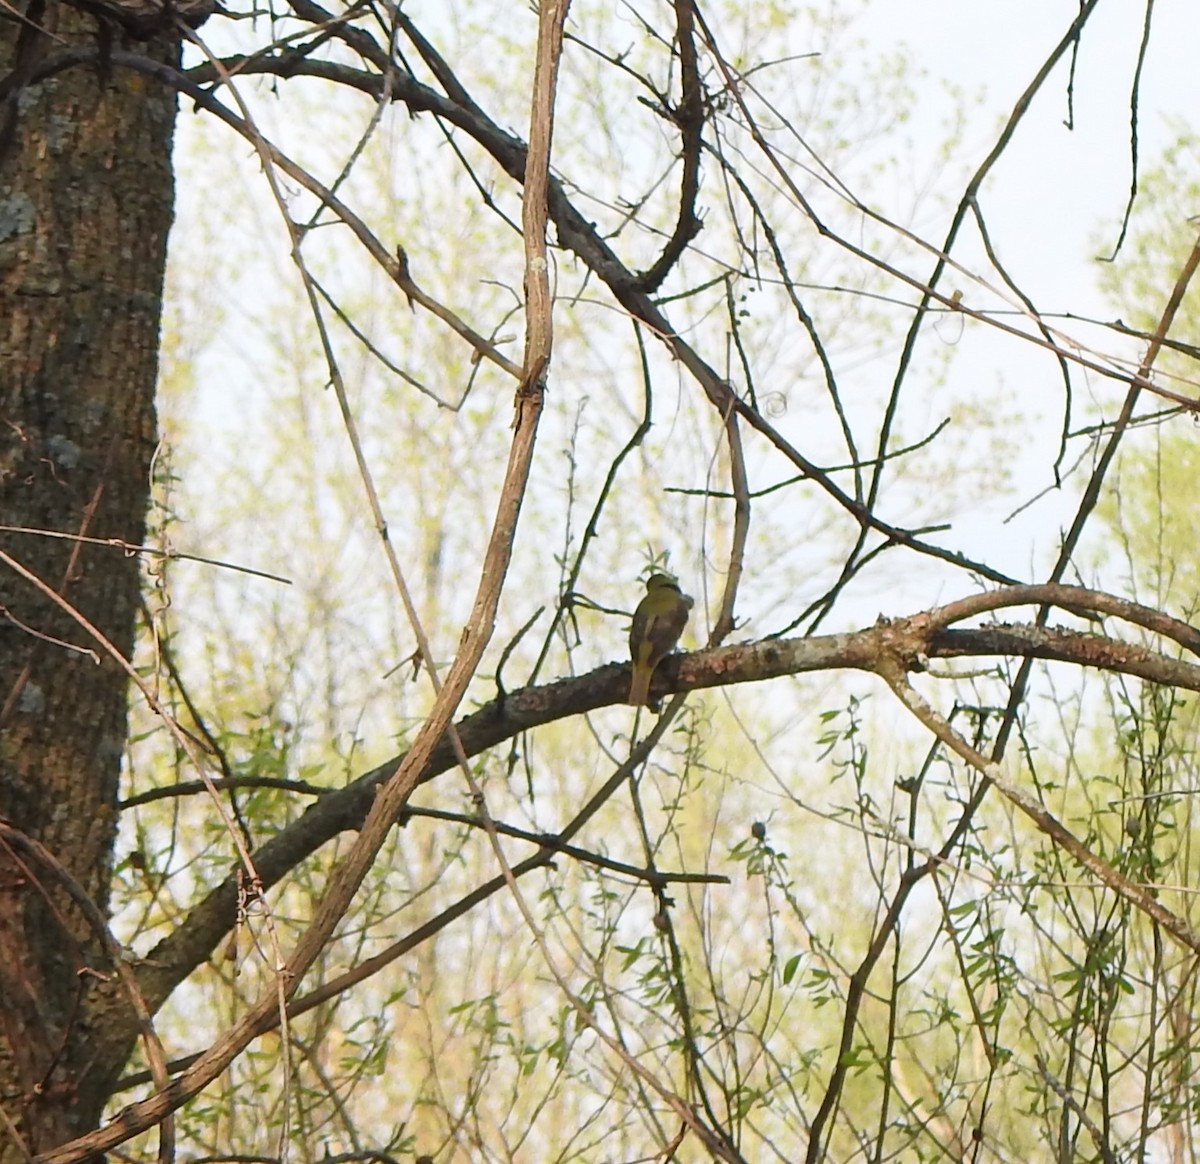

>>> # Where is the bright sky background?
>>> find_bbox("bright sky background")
[163,0,1200,650]
[866,1,1197,306]
[840,0,1200,589]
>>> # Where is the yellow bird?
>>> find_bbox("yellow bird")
[628,573,693,707]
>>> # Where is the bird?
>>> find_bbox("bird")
[628,573,693,707]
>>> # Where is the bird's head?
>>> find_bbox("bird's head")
[644,572,680,592]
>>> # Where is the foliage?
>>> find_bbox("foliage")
[6,1,1200,1163]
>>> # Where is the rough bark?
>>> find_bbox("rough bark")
[0,4,177,1154]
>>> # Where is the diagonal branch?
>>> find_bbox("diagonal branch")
[876,657,1200,955]
[124,584,1200,1021]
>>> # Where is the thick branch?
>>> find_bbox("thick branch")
[133,587,1200,1016]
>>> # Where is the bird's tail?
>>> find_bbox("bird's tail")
[628,663,652,706]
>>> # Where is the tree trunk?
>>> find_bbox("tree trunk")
[0,8,176,1156]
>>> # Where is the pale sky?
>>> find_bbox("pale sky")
[165,0,1200,637]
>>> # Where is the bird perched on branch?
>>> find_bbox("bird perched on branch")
[628,573,693,707]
